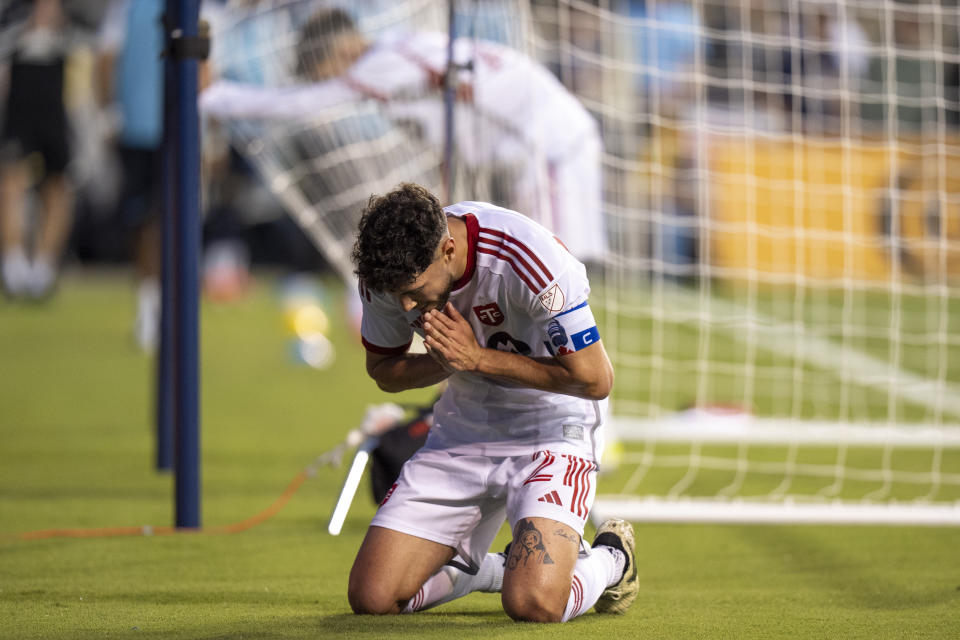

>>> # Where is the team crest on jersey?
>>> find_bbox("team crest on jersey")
[539,284,565,313]
[473,302,504,326]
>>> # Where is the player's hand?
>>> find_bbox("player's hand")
[422,337,456,373]
[423,302,482,372]
[423,341,456,373]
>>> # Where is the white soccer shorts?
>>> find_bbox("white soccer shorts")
[370,447,598,569]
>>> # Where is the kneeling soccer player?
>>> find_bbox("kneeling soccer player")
[348,183,637,622]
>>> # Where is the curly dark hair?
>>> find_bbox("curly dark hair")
[352,183,448,292]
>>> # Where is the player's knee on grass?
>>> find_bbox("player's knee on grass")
[347,577,407,616]
[501,586,567,623]
[348,526,457,615]
[500,517,580,622]
[348,565,412,615]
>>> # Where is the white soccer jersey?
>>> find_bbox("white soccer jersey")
[359,201,607,460]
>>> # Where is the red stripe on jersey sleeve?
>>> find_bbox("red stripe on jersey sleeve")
[361,337,412,356]
[476,235,548,289]
[477,247,541,294]
[478,227,553,282]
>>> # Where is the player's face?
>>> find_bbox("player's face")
[308,33,367,81]
[392,258,455,315]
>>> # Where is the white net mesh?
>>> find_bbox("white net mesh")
[202,0,960,523]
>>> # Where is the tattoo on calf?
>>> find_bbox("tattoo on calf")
[554,528,580,545]
[507,519,555,570]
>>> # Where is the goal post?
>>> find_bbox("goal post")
[201,0,960,525]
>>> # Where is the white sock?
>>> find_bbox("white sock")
[402,551,505,613]
[601,545,627,587]
[400,546,623,619]
[560,546,623,622]
[138,278,161,312]
[134,279,161,352]
[2,247,30,294]
[28,256,55,298]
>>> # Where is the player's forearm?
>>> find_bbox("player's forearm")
[474,348,611,401]
[368,353,451,392]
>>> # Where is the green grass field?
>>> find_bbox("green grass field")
[2,270,959,639]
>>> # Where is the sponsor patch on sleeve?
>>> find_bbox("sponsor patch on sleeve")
[541,301,599,355]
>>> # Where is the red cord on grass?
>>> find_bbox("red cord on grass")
[15,470,310,540]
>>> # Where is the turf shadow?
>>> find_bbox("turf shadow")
[737,525,959,611]
[316,611,519,635]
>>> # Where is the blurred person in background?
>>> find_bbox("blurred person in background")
[796,2,869,135]
[862,7,942,135]
[96,0,165,350]
[201,0,328,295]
[628,0,700,129]
[302,7,605,265]
[97,0,224,349]
[0,0,90,299]
[203,6,606,265]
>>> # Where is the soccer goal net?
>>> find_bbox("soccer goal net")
[202,0,960,525]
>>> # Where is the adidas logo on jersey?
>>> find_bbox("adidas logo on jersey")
[537,490,563,506]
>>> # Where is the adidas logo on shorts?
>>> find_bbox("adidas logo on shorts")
[537,490,562,506]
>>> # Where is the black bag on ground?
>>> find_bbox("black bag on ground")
[369,405,432,504]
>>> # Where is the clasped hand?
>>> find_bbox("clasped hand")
[422,303,482,373]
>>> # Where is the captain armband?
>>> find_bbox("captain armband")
[542,301,600,356]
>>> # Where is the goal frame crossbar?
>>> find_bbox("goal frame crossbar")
[590,496,960,527]
[608,416,960,447]
[597,415,960,526]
